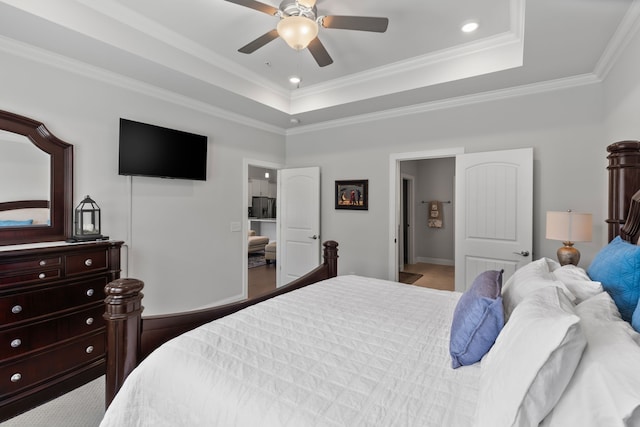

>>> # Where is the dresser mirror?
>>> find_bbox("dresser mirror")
[0,110,73,245]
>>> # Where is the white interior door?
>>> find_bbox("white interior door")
[277,167,321,287]
[454,148,533,292]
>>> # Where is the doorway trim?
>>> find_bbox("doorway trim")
[243,158,284,300]
[400,173,416,268]
[388,147,464,281]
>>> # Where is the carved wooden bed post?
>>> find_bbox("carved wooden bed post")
[104,278,144,408]
[607,141,640,241]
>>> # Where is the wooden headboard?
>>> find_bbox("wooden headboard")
[0,199,50,224]
[607,140,640,241]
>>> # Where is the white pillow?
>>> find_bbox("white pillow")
[502,258,576,321]
[549,263,604,303]
[541,292,640,427]
[475,286,586,427]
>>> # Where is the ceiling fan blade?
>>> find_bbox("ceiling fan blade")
[321,16,389,33]
[238,29,279,54]
[224,0,278,16]
[308,37,333,67]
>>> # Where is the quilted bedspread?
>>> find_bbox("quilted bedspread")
[100,275,481,427]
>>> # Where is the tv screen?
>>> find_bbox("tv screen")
[118,118,207,181]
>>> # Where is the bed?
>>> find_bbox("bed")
[101,145,640,427]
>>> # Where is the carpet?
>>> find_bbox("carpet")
[2,376,104,426]
[248,252,266,268]
[398,271,423,284]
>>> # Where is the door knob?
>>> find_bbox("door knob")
[513,250,530,257]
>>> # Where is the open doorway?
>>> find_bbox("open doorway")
[245,161,281,300]
[399,158,455,291]
[389,148,463,290]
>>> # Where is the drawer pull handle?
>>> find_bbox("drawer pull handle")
[39,260,46,266]
[86,346,94,354]
[10,339,22,348]
[11,305,22,314]
[86,317,94,325]
[10,373,21,383]
[86,289,94,297]
[84,258,93,267]
[38,273,46,279]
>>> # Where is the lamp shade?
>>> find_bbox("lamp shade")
[546,211,592,242]
[277,15,319,50]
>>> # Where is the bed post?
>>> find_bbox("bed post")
[323,240,338,277]
[607,141,640,241]
[103,278,144,408]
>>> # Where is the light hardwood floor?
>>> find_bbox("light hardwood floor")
[402,262,455,291]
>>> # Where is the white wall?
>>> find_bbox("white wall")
[286,84,607,280]
[603,23,640,148]
[2,50,285,315]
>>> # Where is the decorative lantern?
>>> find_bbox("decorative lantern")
[73,195,103,241]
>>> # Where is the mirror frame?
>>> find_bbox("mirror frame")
[0,110,73,246]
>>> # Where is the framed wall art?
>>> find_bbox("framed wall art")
[335,180,368,210]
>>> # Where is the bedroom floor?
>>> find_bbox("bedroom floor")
[402,263,455,291]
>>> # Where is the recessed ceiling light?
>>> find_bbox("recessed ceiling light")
[289,76,301,84]
[461,21,479,33]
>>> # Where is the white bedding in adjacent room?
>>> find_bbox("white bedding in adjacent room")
[100,275,481,427]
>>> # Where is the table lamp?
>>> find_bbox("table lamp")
[546,210,592,266]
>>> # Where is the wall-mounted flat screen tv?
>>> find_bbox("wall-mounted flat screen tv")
[118,118,207,181]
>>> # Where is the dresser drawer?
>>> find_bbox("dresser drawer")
[0,256,62,273]
[0,305,105,360]
[0,332,105,398]
[0,277,106,324]
[0,255,63,287]
[0,268,62,287]
[66,250,108,276]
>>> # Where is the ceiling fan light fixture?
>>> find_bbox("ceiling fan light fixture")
[289,75,302,84]
[297,0,316,8]
[277,15,319,50]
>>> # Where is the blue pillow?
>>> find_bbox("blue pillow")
[0,219,33,227]
[587,236,640,322]
[450,269,504,368]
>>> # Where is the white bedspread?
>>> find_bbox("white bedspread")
[100,275,481,427]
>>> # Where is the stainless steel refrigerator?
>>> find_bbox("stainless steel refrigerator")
[252,196,276,218]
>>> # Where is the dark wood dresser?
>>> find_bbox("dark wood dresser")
[0,240,123,421]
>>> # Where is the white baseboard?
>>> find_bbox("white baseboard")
[416,257,454,266]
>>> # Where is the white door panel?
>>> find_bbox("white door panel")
[455,148,533,292]
[278,167,320,286]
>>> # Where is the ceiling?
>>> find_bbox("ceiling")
[0,0,636,133]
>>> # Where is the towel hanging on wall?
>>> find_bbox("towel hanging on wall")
[428,201,443,228]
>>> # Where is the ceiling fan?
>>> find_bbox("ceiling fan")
[224,0,389,67]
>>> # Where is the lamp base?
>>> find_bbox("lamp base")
[557,242,580,266]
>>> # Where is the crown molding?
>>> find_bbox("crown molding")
[594,0,640,79]
[0,35,286,136]
[286,74,601,136]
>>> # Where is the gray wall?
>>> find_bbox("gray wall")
[2,21,639,313]
[286,84,607,280]
[1,49,285,315]
[415,158,456,264]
